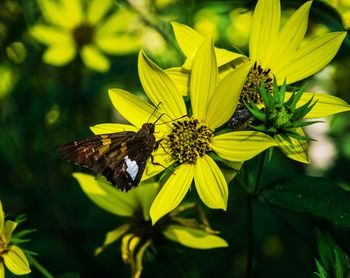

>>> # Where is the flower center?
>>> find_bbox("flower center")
[167,118,213,163]
[72,23,95,47]
[240,62,273,104]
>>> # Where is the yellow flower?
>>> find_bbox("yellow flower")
[169,0,349,163]
[31,0,142,72]
[0,201,31,277]
[91,38,276,224]
[73,173,228,278]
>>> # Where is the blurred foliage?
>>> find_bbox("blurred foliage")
[0,0,349,277]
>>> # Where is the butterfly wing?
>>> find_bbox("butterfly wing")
[59,131,155,191]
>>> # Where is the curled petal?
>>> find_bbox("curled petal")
[163,225,228,249]
[3,245,30,275]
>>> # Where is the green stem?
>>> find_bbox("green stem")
[246,196,253,278]
[254,151,267,194]
[28,255,55,278]
[246,151,267,278]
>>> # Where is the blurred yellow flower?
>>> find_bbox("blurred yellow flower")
[31,0,142,72]
[0,201,31,277]
[73,173,228,278]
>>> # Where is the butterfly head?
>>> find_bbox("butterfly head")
[141,123,155,134]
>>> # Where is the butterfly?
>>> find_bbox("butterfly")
[59,122,161,192]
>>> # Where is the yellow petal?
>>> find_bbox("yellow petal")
[4,220,17,242]
[0,263,4,278]
[165,67,190,96]
[194,155,228,210]
[274,32,346,84]
[38,0,73,28]
[191,37,217,121]
[87,0,112,24]
[249,0,280,66]
[211,131,276,161]
[60,0,83,27]
[81,45,110,73]
[108,89,163,130]
[285,92,350,119]
[0,201,4,232]
[206,62,252,129]
[90,123,138,135]
[268,1,312,70]
[95,35,140,55]
[42,43,76,66]
[138,51,186,119]
[73,172,137,217]
[30,25,70,45]
[163,225,228,249]
[121,233,140,263]
[3,245,31,275]
[134,240,152,278]
[150,163,194,225]
[171,22,242,69]
[134,182,159,221]
[142,148,175,181]
[275,130,310,163]
[95,224,130,255]
[97,8,136,35]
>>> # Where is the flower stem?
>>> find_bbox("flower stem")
[246,151,267,278]
[28,255,54,278]
[246,195,253,278]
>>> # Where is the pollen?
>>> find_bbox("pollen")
[240,62,273,104]
[167,118,213,163]
[72,23,95,47]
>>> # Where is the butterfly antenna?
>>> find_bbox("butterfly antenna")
[155,115,187,125]
[147,102,162,123]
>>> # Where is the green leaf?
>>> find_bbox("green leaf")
[262,176,350,228]
[315,259,329,278]
[314,228,348,278]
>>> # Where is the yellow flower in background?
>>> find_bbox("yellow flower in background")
[30,0,142,72]
[0,201,31,277]
[92,38,276,224]
[73,173,228,278]
[169,0,349,164]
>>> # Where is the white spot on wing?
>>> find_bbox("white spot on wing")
[124,155,139,180]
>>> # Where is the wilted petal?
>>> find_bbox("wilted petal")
[3,245,30,275]
[194,155,228,210]
[73,172,137,217]
[163,225,228,249]
[81,45,110,73]
[211,131,276,161]
[4,220,17,243]
[95,224,130,255]
[150,164,194,224]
